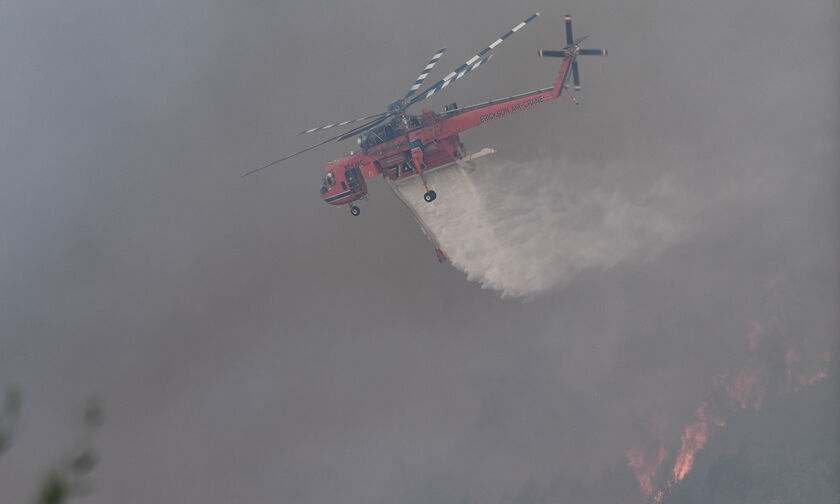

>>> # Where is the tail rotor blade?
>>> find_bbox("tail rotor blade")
[579,48,607,56]
[404,48,446,100]
[572,61,581,90]
[564,15,574,46]
[539,49,567,58]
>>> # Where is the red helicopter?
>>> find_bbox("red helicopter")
[247,14,606,260]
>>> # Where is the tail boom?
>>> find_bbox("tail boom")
[551,55,575,98]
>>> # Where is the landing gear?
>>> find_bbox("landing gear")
[411,160,437,203]
[350,205,361,216]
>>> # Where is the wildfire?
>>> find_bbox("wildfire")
[746,321,764,351]
[714,368,765,410]
[785,348,799,383]
[672,402,724,482]
[787,347,829,392]
[625,437,666,497]
[625,415,668,498]
[623,276,832,502]
[803,371,827,385]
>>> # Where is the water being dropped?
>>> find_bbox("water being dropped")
[392,158,685,297]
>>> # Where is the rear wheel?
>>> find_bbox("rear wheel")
[350,205,361,216]
[424,190,437,203]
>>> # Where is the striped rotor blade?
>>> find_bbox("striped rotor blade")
[409,54,492,106]
[336,114,391,142]
[404,47,446,100]
[539,49,567,58]
[299,112,387,135]
[572,61,581,89]
[564,15,574,46]
[408,12,540,107]
[244,132,348,177]
[245,115,391,176]
[579,48,607,56]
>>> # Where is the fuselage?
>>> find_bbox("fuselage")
[319,110,466,206]
[319,63,569,207]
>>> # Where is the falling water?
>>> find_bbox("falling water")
[391,157,685,297]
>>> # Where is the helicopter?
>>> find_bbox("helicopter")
[247,13,606,260]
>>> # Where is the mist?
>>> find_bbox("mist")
[1,0,837,503]
[397,156,688,297]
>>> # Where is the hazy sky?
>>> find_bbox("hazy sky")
[1,0,837,503]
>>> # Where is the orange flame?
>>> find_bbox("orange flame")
[746,321,764,351]
[625,446,655,497]
[785,348,799,383]
[786,347,828,392]
[726,369,764,410]
[672,402,724,482]
[625,417,667,498]
[802,371,827,386]
[624,273,831,500]
[625,437,666,497]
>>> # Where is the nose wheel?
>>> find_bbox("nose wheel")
[424,190,437,203]
[350,205,361,216]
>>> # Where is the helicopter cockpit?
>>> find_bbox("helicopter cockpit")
[319,170,336,196]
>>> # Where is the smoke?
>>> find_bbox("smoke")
[392,157,688,297]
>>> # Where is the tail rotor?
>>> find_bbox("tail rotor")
[538,15,607,90]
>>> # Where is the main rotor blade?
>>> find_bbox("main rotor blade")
[408,54,492,106]
[336,114,390,142]
[245,115,387,177]
[407,12,540,108]
[579,48,607,55]
[572,61,581,90]
[244,136,342,177]
[404,47,446,100]
[564,15,574,46]
[299,111,388,135]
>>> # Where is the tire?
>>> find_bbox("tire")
[424,190,437,203]
[350,205,361,216]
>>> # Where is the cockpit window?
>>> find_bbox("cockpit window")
[325,172,336,186]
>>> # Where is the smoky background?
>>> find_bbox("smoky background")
[0,0,837,503]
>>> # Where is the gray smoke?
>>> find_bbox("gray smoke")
[0,0,837,503]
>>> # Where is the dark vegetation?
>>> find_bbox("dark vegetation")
[1,386,102,504]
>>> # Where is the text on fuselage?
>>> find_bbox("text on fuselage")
[479,95,545,124]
